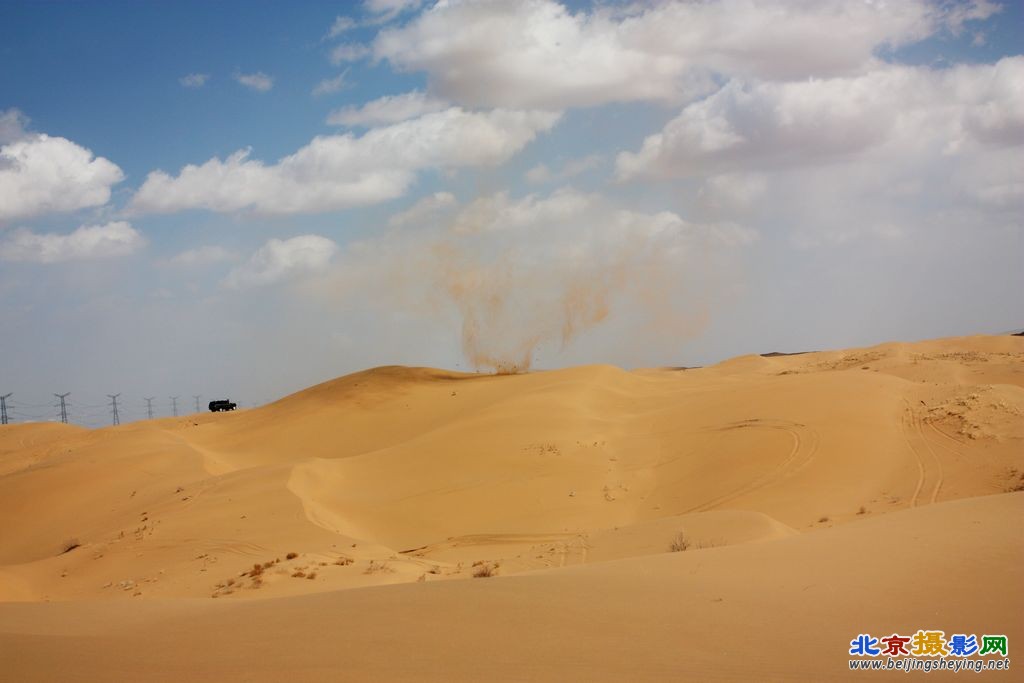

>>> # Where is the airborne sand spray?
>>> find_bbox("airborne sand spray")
[432,239,619,373]
[320,190,751,373]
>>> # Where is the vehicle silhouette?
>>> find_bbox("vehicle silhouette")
[208,399,237,412]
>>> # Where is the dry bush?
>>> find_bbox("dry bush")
[334,557,353,566]
[364,560,394,575]
[669,532,691,552]
[473,563,499,578]
[857,506,868,515]
[306,572,317,580]
[286,552,298,560]
[291,570,306,578]
[818,516,830,523]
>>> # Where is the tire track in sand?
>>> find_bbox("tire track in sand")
[686,421,818,513]
[899,400,943,506]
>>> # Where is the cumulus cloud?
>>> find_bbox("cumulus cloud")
[235,71,274,92]
[168,245,237,267]
[616,57,1024,179]
[131,107,561,215]
[372,0,995,109]
[0,115,124,221]
[179,73,210,88]
[0,221,144,263]
[224,235,338,289]
[326,90,448,126]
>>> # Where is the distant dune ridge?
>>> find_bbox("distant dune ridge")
[0,334,1022,681]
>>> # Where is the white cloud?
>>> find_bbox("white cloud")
[312,72,350,97]
[388,191,457,227]
[0,221,144,263]
[447,188,755,246]
[0,119,124,221]
[616,57,1024,180]
[179,73,210,88]
[326,16,356,38]
[372,0,994,109]
[0,108,28,144]
[330,44,371,65]
[235,71,274,92]
[326,90,448,126]
[131,107,561,215]
[364,0,422,24]
[525,154,602,184]
[224,235,338,289]
[169,245,237,267]
[959,56,1024,146]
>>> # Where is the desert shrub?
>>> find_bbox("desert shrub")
[669,532,691,552]
[473,564,496,578]
[286,552,298,560]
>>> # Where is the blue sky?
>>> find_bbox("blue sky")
[0,0,1021,426]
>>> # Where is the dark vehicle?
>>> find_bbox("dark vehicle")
[208,399,237,412]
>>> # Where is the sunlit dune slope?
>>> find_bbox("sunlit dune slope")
[1,492,1020,682]
[0,335,1021,604]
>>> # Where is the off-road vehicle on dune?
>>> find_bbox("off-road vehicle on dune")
[208,399,237,412]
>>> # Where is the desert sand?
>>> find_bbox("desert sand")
[1,334,1021,681]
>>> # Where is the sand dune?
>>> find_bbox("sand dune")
[1,335,1021,680]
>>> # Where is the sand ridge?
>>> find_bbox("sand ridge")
[0,334,1021,679]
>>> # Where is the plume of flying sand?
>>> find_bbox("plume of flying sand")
[317,191,749,373]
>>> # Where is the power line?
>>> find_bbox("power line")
[193,394,202,413]
[0,393,10,425]
[107,393,121,426]
[54,393,70,424]
[170,396,178,417]
[144,397,155,420]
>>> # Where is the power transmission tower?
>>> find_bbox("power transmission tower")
[193,394,202,413]
[54,393,70,424]
[107,393,121,426]
[144,397,155,420]
[170,396,178,417]
[0,393,11,425]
